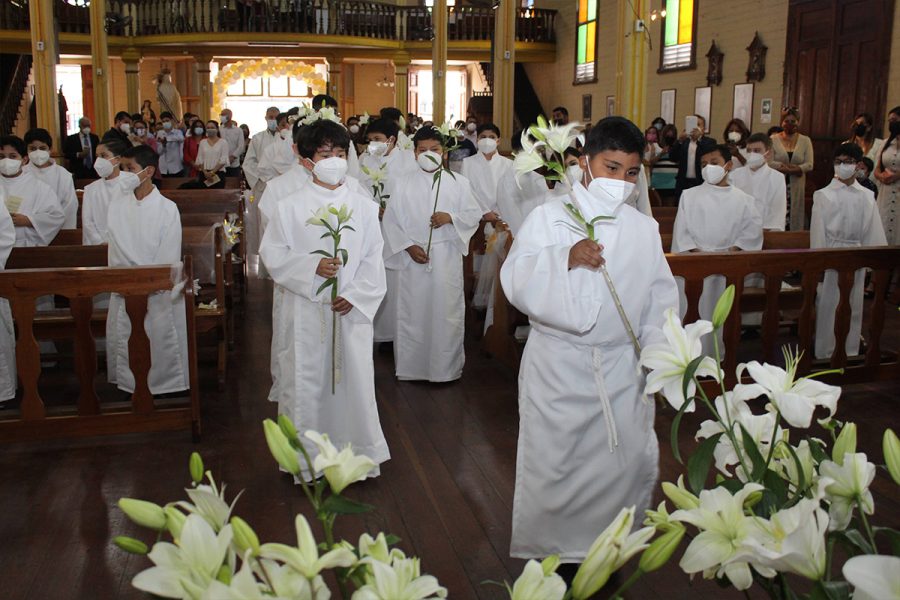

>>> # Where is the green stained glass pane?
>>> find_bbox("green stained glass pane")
[587,0,596,20]
[577,24,587,64]
[664,0,679,47]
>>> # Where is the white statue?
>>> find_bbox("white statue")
[155,69,184,120]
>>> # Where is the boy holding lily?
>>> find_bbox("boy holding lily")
[500,117,678,567]
[259,120,390,480]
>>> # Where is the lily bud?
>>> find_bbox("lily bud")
[231,516,260,557]
[216,565,232,585]
[884,429,900,486]
[832,423,857,466]
[638,524,685,573]
[264,419,300,475]
[743,489,764,509]
[541,554,561,576]
[277,414,300,446]
[189,452,204,485]
[644,501,675,531]
[114,535,149,555]
[164,505,186,539]
[118,498,167,531]
[711,285,735,329]
[662,476,699,510]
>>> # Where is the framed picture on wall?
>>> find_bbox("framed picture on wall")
[582,94,592,121]
[660,89,675,124]
[606,95,615,117]
[694,86,712,131]
[733,83,754,128]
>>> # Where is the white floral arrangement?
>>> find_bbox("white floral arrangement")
[300,106,342,127]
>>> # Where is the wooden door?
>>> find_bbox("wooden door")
[783,0,895,202]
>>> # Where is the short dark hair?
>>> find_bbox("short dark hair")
[276,112,289,126]
[159,111,174,120]
[861,157,874,172]
[122,144,159,171]
[510,129,524,152]
[295,120,350,159]
[412,126,444,147]
[99,137,129,157]
[380,107,403,123]
[767,126,784,137]
[476,123,500,137]
[702,144,733,163]
[583,116,644,160]
[24,128,53,148]
[114,111,131,123]
[130,113,143,123]
[0,135,26,156]
[552,106,569,116]
[564,146,582,159]
[311,94,338,109]
[834,142,863,162]
[366,118,399,139]
[746,133,772,149]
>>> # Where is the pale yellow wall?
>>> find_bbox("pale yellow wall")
[886,3,900,130]
[348,62,396,117]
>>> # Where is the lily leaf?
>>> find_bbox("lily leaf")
[739,423,768,482]
[339,249,349,265]
[321,494,375,515]
[670,393,696,465]
[316,278,336,296]
[783,440,808,498]
[809,581,851,600]
[687,432,722,494]
[311,250,333,258]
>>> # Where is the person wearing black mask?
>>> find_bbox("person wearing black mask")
[667,113,716,200]
[846,113,885,178]
[650,124,680,198]
[770,107,814,230]
[874,106,900,246]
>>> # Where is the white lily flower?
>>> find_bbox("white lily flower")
[818,452,875,531]
[359,532,406,565]
[306,206,334,227]
[508,559,566,600]
[538,121,582,155]
[775,439,817,493]
[359,112,371,126]
[640,308,721,411]
[670,483,768,590]
[696,388,783,479]
[396,131,414,151]
[304,431,377,495]
[351,557,447,600]
[259,514,356,579]
[842,555,900,600]
[512,151,547,185]
[737,354,840,428]
[176,477,242,533]
[745,499,829,581]
[200,556,279,600]
[132,514,234,600]
[571,506,655,599]
[264,560,330,600]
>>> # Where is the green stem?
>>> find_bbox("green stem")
[857,500,878,550]
[694,375,753,481]
[331,235,339,395]
[825,536,836,581]
[607,568,645,599]
[425,168,444,261]
[256,557,277,593]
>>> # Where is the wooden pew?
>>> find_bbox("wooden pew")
[76,177,242,190]
[659,230,811,253]
[0,259,201,443]
[481,223,529,371]
[651,206,677,235]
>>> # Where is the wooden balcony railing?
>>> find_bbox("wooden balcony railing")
[0,1,556,43]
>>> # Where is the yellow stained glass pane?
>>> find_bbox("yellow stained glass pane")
[678,0,693,45]
[578,0,587,24]
[586,21,596,63]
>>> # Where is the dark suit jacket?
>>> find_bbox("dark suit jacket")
[667,135,717,195]
[63,131,100,179]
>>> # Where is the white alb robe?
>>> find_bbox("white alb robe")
[82,176,121,244]
[0,190,16,402]
[460,151,514,215]
[259,181,389,469]
[628,167,653,216]
[672,183,763,355]
[24,162,78,228]
[501,182,678,561]
[810,179,886,359]
[243,130,281,191]
[382,168,481,382]
[496,170,560,237]
[1,171,65,247]
[242,129,284,257]
[730,163,788,231]
[106,187,189,394]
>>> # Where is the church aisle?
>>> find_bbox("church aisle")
[0,277,896,599]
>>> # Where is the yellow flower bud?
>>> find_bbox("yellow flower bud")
[884,429,900,486]
[638,524,685,573]
[832,423,857,466]
[114,535,149,555]
[264,419,300,475]
[118,498,167,531]
[231,516,261,557]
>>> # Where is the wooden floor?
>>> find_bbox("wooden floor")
[0,277,897,599]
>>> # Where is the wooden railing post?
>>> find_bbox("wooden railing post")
[11,297,44,421]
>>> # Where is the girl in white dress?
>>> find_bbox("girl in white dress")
[874,106,900,245]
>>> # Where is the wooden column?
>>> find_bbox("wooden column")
[28,0,60,145]
[196,56,212,123]
[492,0,516,152]
[122,47,143,116]
[431,0,448,124]
[326,56,343,109]
[392,52,411,115]
[89,0,112,133]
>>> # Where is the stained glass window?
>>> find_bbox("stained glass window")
[660,0,696,70]
[575,0,597,83]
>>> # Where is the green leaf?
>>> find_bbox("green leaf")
[807,436,828,464]
[832,529,874,555]
[717,478,744,494]
[760,469,788,515]
[311,249,333,258]
[343,226,356,232]
[680,355,706,411]
[687,433,723,494]
[339,249,348,265]
[739,423,768,482]
[316,278,336,296]
[809,581,852,600]
[783,441,807,497]
[385,534,401,546]
[321,494,375,515]
[670,394,696,465]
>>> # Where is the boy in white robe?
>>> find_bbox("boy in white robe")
[0,188,16,402]
[461,123,513,222]
[259,120,389,474]
[360,117,417,344]
[82,138,130,245]
[729,133,788,231]
[381,126,481,382]
[500,117,678,565]
[672,144,763,355]
[242,107,282,192]
[24,128,79,229]
[105,145,189,395]
[811,143,886,359]
[0,136,65,247]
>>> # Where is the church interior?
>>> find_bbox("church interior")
[1,0,899,598]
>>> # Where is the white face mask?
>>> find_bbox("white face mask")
[0,158,22,177]
[120,123,131,134]
[727,131,742,143]
[117,168,145,193]
[194,127,204,136]
[349,124,360,134]
[477,137,498,155]
[702,164,727,185]
[94,156,116,179]
[267,119,278,132]
[855,169,868,181]
[135,128,146,137]
[368,141,389,157]
[313,156,348,186]
[746,152,767,170]
[219,114,229,123]
[466,122,477,133]
[565,164,584,185]
[834,163,856,181]
[28,149,50,167]
[162,121,173,130]
[586,175,636,208]
[81,126,91,135]
[417,150,442,172]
